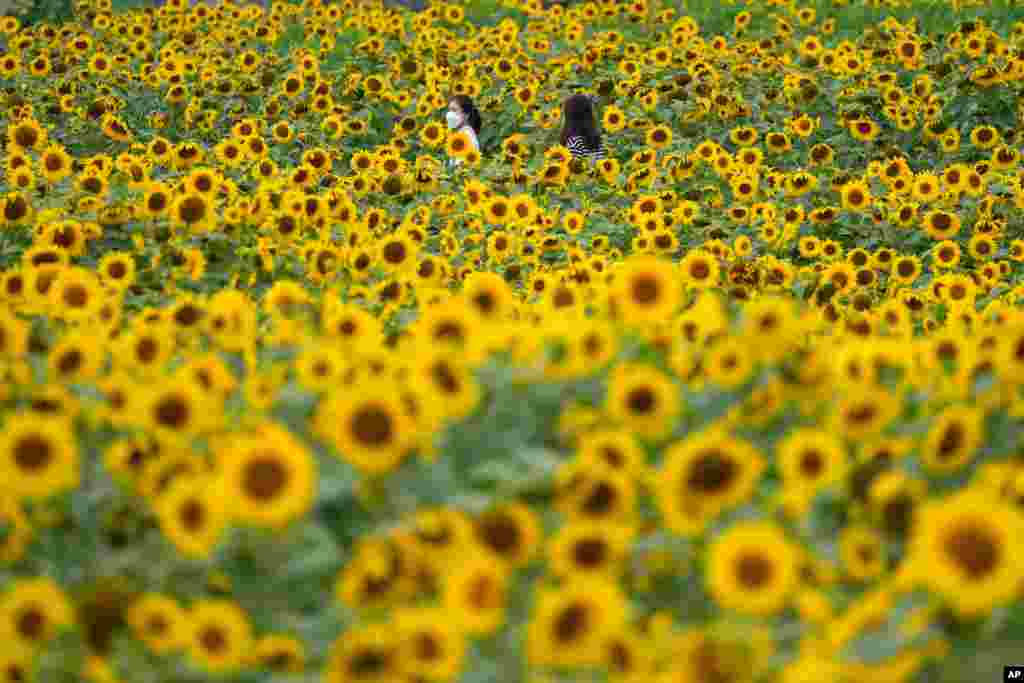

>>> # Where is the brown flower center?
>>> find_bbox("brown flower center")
[735,553,773,589]
[199,625,227,655]
[626,387,656,415]
[14,435,52,472]
[242,457,289,501]
[687,449,737,494]
[16,607,46,641]
[553,603,589,644]
[944,522,999,580]
[155,395,189,430]
[351,405,394,447]
[572,538,608,568]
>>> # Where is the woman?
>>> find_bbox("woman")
[446,95,482,165]
[560,94,604,161]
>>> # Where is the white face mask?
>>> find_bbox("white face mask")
[446,110,463,130]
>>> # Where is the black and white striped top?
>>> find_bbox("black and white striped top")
[566,135,605,160]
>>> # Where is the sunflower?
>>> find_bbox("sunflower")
[471,502,541,568]
[138,182,171,219]
[0,577,75,650]
[597,157,622,182]
[739,296,798,363]
[171,142,205,170]
[0,192,32,226]
[0,415,78,501]
[38,144,72,184]
[395,608,466,681]
[848,117,879,142]
[145,380,213,443]
[335,535,414,611]
[646,124,673,149]
[220,424,316,528]
[839,525,885,582]
[600,625,657,681]
[605,363,680,442]
[252,634,306,674]
[970,124,1000,149]
[126,593,190,655]
[921,404,984,474]
[526,579,628,668]
[940,273,976,310]
[765,131,791,153]
[704,337,754,389]
[657,430,765,535]
[830,388,900,441]
[154,471,229,553]
[411,349,480,423]
[679,250,720,288]
[706,520,798,616]
[407,506,474,562]
[377,234,418,275]
[911,172,942,203]
[446,130,472,159]
[0,308,28,359]
[486,230,516,263]
[0,497,30,564]
[922,209,961,240]
[413,296,488,363]
[324,623,402,683]
[614,254,681,325]
[908,489,1024,618]
[321,303,383,350]
[316,388,415,475]
[170,191,215,233]
[997,322,1024,384]
[868,470,924,541]
[461,271,513,323]
[0,648,31,683]
[840,180,872,212]
[7,118,46,151]
[443,555,509,635]
[117,326,174,376]
[103,434,159,487]
[22,263,59,316]
[548,520,633,578]
[175,356,238,403]
[25,384,79,423]
[294,344,346,393]
[483,195,512,225]
[890,255,921,286]
[576,428,646,479]
[968,234,996,262]
[539,160,570,186]
[167,298,205,335]
[931,240,961,271]
[0,53,18,78]
[49,266,101,321]
[572,317,619,372]
[777,428,847,509]
[188,600,254,674]
[101,114,132,142]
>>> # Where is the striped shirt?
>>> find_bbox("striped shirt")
[565,135,605,160]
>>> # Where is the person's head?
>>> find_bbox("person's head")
[447,95,482,135]
[561,93,600,147]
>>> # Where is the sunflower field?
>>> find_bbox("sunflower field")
[5,0,1024,680]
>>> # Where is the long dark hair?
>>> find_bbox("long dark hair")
[560,94,601,149]
[451,95,482,136]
